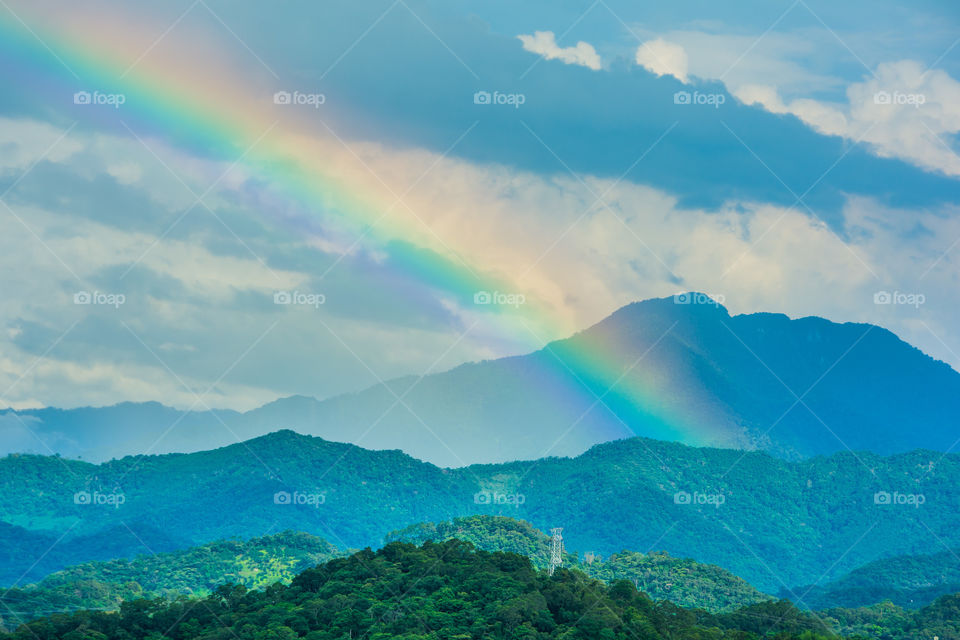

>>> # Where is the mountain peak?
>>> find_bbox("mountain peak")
[612,292,730,321]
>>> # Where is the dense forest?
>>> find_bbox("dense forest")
[2,527,959,639]
[5,540,960,640]
[0,516,771,627]
[0,540,841,640]
[822,596,960,639]
[387,516,773,612]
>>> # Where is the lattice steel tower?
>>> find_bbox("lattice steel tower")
[548,528,564,576]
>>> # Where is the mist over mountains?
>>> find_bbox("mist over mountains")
[3,295,958,467]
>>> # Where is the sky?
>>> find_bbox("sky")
[0,0,958,411]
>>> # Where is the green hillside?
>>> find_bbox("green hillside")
[0,531,343,631]
[822,596,960,639]
[0,540,838,640]
[2,516,769,628]
[387,516,774,612]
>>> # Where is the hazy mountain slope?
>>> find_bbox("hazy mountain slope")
[791,547,960,610]
[0,520,187,586]
[0,531,344,629]
[3,295,958,466]
[2,432,959,593]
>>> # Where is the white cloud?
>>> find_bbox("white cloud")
[517,31,602,70]
[635,38,689,82]
[737,60,960,176]
[628,28,960,177]
[106,161,143,185]
[631,29,840,96]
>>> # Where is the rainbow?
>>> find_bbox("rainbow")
[0,6,731,450]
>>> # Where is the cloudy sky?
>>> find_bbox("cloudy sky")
[0,0,958,411]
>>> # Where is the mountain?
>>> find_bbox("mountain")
[0,531,344,630]
[2,432,959,593]
[386,515,773,612]
[4,295,959,467]
[791,547,960,610]
[0,540,836,640]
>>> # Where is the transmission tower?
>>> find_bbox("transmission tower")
[548,528,564,576]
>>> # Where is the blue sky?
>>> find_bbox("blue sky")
[0,0,958,413]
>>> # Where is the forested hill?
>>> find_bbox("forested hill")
[386,516,774,612]
[3,431,960,592]
[0,517,769,627]
[0,532,344,631]
[5,539,960,640]
[0,540,837,640]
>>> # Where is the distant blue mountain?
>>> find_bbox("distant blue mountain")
[2,295,957,466]
[789,547,960,610]
[0,520,187,586]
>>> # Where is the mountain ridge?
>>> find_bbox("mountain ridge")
[3,294,958,467]
[3,430,959,593]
